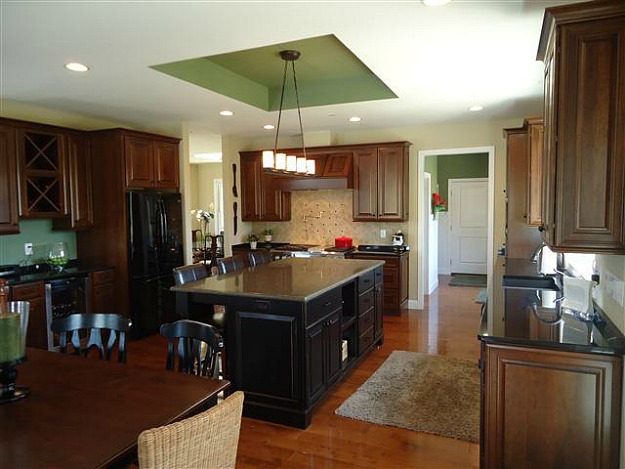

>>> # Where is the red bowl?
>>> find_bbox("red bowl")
[335,236,353,248]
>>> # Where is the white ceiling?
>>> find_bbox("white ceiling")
[2,1,580,141]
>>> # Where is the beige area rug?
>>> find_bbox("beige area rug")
[335,351,480,442]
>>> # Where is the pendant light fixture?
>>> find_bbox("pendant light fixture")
[262,50,315,176]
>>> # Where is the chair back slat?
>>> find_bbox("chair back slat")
[160,320,223,379]
[50,313,132,363]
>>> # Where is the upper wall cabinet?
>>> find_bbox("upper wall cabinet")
[16,124,67,218]
[239,151,291,222]
[537,1,625,253]
[124,133,180,190]
[353,142,410,222]
[52,131,94,231]
[504,120,543,259]
[0,124,19,234]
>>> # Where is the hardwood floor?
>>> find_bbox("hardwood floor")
[128,276,482,468]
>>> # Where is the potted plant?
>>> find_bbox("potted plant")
[247,233,259,249]
[262,228,273,242]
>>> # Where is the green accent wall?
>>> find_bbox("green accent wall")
[424,156,439,195]
[426,153,488,203]
[0,220,77,266]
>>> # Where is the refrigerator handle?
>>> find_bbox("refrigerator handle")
[160,198,169,247]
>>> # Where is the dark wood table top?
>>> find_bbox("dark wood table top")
[0,348,229,468]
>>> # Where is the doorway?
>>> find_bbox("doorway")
[448,178,488,275]
[415,146,495,310]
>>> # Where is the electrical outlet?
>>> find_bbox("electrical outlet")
[380,229,387,238]
[24,243,33,256]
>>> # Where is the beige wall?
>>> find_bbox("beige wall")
[222,117,526,303]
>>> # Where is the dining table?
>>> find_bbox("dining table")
[0,348,229,468]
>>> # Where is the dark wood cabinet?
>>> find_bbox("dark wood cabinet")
[373,266,384,344]
[537,1,625,253]
[10,282,46,349]
[239,142,409,217]
[53,131,93,231]
[347,252,408,315]
[90,269,115,313]
[0,124,19,234]
[239,151,290,221]
[306,310,342,405]
[504,120,543,259]
[526,118,543,227]
[16,125,67,218]
[125,133,179,189]
[353,142,410,221]
[482,343,622,469]
[77,129,180,319]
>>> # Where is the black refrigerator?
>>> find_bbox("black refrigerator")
[128,191,183,338]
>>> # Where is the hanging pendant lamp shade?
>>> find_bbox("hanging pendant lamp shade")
[262,50,315,176]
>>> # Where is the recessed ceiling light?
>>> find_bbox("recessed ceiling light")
[263,124,275,130]
[64,62,89,72]
[348,116,362,123]
[422,0,451,6]
[219,110,234,116]
[468,105,484,112]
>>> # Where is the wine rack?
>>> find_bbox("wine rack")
[17,128,66,218]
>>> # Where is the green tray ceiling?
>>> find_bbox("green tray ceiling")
[151,34,397,111]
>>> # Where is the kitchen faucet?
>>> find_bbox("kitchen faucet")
[530,242,547,264]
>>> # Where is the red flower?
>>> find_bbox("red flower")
[432,193,447,211]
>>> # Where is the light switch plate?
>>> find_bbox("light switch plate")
[24,243,33,256]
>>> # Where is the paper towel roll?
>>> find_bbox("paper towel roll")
[561,277,594,317]
[539,245,558,274]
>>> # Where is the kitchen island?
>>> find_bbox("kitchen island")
[172,257,384,428]
[480,259,625,469]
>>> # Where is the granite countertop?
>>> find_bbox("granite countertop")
[1,263,114,286]
[480,257,625,356]
[172,257,384,301]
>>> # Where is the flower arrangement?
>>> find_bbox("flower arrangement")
[247,233,259,243]
[191,206,214,262]
[431,192,447,214]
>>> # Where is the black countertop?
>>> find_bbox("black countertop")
[480,257,625,356]
[0,262,114,286]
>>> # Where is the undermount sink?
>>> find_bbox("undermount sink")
[503,274,560,291]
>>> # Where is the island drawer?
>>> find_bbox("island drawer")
[358,289,374,313]
[307,289,342,326]
[358,271,375,293]
[359,307,374,331]
[359,326,374,352]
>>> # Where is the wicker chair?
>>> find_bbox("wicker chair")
[50,313,132,362]
[137,391,244,469]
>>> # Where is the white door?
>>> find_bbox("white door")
[449,178,488,274]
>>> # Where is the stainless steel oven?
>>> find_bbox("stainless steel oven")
[45,275,90,350]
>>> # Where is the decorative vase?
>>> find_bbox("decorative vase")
[264,235,272,242]
[0,300,30,404]
[47,242,69,271]
[250,241,258,249]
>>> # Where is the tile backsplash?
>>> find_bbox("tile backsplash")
[252,190,408,246]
